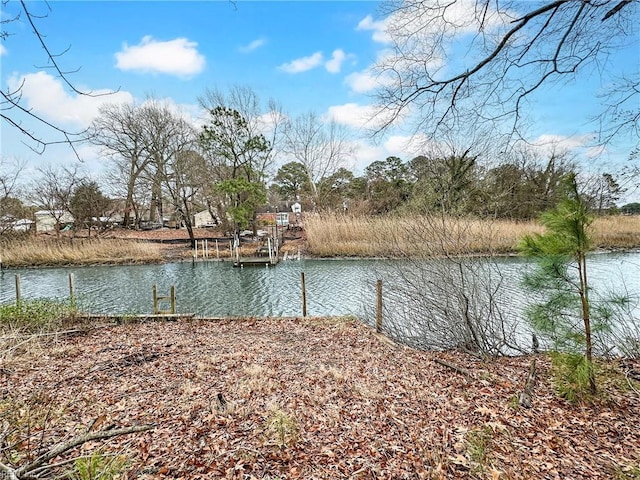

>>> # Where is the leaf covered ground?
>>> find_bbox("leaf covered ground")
[2,317,639,479]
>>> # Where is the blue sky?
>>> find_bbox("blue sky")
[1,0,638,196]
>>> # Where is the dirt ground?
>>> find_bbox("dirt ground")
[99,226,308,261]
[2,317,638,479]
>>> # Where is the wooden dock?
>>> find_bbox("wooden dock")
[233,234,282,268]
[233,256,279,267]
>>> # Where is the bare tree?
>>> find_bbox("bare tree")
[282,111,355,209]
[373,0,638,149]
[0,157,28,234]
[139,100,196,225]
[91,100,196,228]
[30,165,81,236]
[370,215,528,357]
[90,102,151,227]
[163,150,207,247]
[0,157,25,202]
[597,75,640,149]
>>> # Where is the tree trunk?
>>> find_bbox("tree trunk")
[577,253,596,394]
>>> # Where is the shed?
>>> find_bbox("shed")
[34,210,74,233]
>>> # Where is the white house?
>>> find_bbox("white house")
[193,210,216,228]
[12,218,35,232]
[34,210,74,233]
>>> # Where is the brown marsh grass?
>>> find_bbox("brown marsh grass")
[0,236,165,267]
[592,215,640,249]
[304,213,640,257]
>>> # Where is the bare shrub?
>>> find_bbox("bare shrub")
[366,215,528,356]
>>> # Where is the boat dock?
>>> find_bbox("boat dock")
[232,230,283,268]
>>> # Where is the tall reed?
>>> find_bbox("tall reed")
[592,215,640,249]
[0,237,165,267]
[304,213,640,257]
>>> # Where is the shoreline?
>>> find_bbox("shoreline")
[2,242,640,270]
[1,213,639,268]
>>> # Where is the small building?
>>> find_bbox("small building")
[256,212,292,228]
[12,218,35,232]
[276,212,289,227]
[34,210,74,233]
[193,210,216,228]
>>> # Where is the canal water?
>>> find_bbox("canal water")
[1,252,638,321]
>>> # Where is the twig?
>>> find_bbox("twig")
[433,358,474,379]
[15,424,154,478]
[0,462,19,480]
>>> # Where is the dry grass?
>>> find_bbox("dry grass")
[0,237,165,267]
[305,213,640,257]
[592,215,640,249]
[305,213,543,257]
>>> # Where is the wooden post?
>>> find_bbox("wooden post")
[15,273,21,306]
[205,239,209,258]
[153,284,158,314]
[194,240,198,260]
[216,239,219,258]
[170,285,176,314]
[376,279,383,333]
[301,272,307,317]
[69,272,76,308]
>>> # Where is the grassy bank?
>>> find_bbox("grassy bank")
[2,317,638,479]
[1,214,638,266]
[0,236,165,267]
[305,213,640,257]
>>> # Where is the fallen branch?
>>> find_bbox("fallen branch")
[518,359,537,408]
[433,358,474,379]
[12,424,154,479]
[1,329,88,356]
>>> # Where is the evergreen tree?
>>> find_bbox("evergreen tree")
[518,174,597,394]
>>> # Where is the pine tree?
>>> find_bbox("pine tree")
[518,174,596,394]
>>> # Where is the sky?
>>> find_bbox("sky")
[1,0,639,200]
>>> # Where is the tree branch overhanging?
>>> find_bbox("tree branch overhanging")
[1,1,120,157]
[372,0,639,148]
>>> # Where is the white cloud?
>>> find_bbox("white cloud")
[356,15,389,43]
[239,38,266,53]
[325,49,347,74]
[345,70,382,94]
[326,102,407,133]
[326,103,379,129]
[528,133,611,166]
[384,134,431,157]
[7,71,134,128]
[115,36,205,77]
[0,44,6,56]
[278,52,323,74]
[531,134,593,152]
[346,133,440,174]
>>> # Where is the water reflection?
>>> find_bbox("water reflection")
[0,253,638,322]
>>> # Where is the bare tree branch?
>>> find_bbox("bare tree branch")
[1,1,119,157]
[372,0,639,150]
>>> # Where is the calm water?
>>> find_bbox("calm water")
[1,252,639,320]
